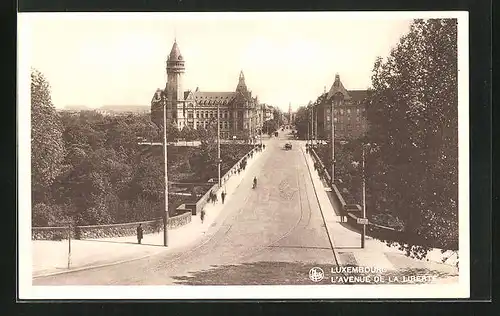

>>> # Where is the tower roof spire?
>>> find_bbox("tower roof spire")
[168,40,183,61]
[236,70,248,93]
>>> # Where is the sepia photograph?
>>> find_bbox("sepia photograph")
[18,11,469,299]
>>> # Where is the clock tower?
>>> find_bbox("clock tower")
[165,39,185,125]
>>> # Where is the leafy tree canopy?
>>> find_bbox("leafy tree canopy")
[365,19,458,253]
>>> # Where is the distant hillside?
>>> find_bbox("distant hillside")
[64,105,91,111]
[100,105,149,113]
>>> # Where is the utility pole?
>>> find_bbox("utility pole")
[307,113,310,146]
[217,102,221,187]
[330,100,335,185]
[163,99,169,247]
[67,223,71,269]
[314,104,318,146]
[311,105,314,147]
[260,104,263,145]
[361,145,366,248]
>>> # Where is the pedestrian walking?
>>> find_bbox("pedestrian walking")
[136,223,143,244]
[200,209,206,223]
[221,191,226,204]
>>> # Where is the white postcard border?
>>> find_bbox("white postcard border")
[18,11,470,300]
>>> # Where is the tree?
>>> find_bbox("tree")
[293,106,310,139]
[166,122,180,142]
[272,107,284,127]
[179,125,197,143]
[190,120,218,179]
[31,69,66,203]
[262,119,279,135]
[365,19,458,255]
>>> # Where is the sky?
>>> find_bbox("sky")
[21,12,414,112]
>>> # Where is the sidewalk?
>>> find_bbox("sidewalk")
[300,144,459,281]
[32,146,267,278]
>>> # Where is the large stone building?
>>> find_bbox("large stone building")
[151,40,262,140]
[314,74,369,140]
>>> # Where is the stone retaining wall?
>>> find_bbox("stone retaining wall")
[32,211,192,240]
[31,226,70,241]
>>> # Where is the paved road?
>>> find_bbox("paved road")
[34,131,338,285]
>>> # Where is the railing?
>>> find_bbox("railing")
[189,145,260,215]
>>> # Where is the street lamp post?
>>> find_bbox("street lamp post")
[163,99,169,247]
[311,105,314,147]
[314,104,318,146]
[361,144,366,248]
[360,143,371,249]
[260,105,263,145]
[307,119,310,146]
[330,100,335,185]
[217,102,221,187]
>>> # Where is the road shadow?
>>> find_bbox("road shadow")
[172,261,330,285]
[80,239,165,248]
[170,261,458,285]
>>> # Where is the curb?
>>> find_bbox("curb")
[300,145,343,266]
[33,249,167,279]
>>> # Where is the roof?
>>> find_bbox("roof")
[327,74,351,100]
[347,90,369,102]
[193,91,236,100]
[168,41,183,61]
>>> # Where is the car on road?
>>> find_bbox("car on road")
[284,143,292,150]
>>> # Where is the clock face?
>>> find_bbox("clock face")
[178,55,183,60]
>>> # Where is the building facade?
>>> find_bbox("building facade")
[259,104,274,122]
[315,74,369,140]
[151,40,262,140]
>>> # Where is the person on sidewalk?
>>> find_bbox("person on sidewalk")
[221,191,226,204]
[136,223,143,244]
[200,209,206,223]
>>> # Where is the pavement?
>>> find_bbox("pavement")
[32,142,268,278]
[300,142,459,277]
[33,131,458,286]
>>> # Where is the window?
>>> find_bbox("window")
[334,117,338,123]
[340,109,344,115]
[356,108,360,114]
[347,109,351,114]
[188,112,193,119]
